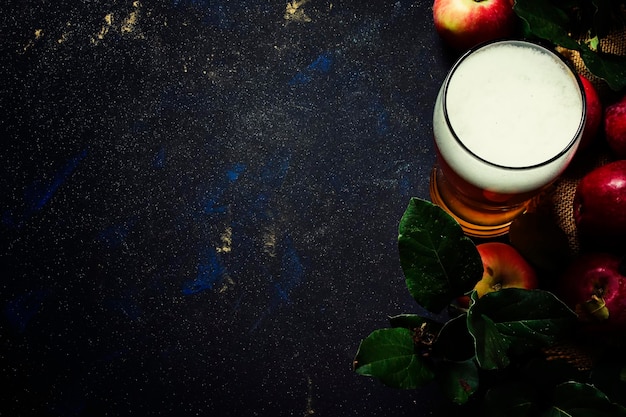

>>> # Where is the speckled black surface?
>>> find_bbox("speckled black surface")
[1,1,461,416]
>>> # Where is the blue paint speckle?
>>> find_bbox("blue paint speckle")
[153,147,166,169]
[3,149,88,228]
[289,72,311,85]
[309,54,332,73]
[377,109,390,135]
[398,175,411,197]
[274,237,305,303]
[182,247,227,295]
[289,53,333,85]
[28,149,88,211]
[227,163,246,182]
[203,195,228,215]
[202,163,246,214]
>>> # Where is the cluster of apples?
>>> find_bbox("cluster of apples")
[432,0,626,337]
[559,93,626,337]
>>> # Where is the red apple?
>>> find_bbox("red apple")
[473,242,538,297]
[605,94,626,159]
[457,242,537,307]
[432,0,517,51]
[578,74,603,151]
[557,252,626,333]
[573,160,626,249]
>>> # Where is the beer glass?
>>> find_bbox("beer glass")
[430,40,586,237]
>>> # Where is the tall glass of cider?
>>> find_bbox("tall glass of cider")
[430,40,586,237]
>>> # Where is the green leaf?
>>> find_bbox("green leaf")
[398,198,483,312]
[513,0,581,50]
[513,0,626,91]
[543,382,626,416]
[579,44,626,91]
[388,314,430,330]
[467,289,577,370]
[388,314,444,347]
[483,381,538,417]
[485,380,626,417]
[468,311,513,370]
[522,357,589,395]
[353,328,435,389]
[437,359,479,405]
[592,352,626,407]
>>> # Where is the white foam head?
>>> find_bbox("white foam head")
[433,40,585,193]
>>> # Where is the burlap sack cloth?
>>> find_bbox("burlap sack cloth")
[531,30,626,256]
[531,31,626,369]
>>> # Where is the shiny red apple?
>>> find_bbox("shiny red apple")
[605,94,626,159]
[573,160,626,249]
[578,74,603,151]
[557,252,626,333]
[473,242,538,297]
[432,0,517,51]
[457,242,537,307]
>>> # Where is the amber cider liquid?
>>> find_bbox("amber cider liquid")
[430,40,585,237]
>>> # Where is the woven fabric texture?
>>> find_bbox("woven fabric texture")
[538,30,625,255]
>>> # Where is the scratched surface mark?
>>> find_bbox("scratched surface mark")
[0,1,454,416]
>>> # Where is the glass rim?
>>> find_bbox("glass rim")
[441,38,587,171]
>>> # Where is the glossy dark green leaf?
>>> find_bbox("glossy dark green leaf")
[388,314,429,330]
[579,44,626,91]
[522,357,589,395]
[468,310,512,370]
[437,359,479,405]
[592,352,626,407]
[467,289,577,370]
[513,0,626,90]
[483,381,538,417]
[398,198,482,313]
[353,328,435,389]
[513,0,580,49]
[544,382,626,416]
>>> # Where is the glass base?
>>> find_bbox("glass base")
[429,167,528,238]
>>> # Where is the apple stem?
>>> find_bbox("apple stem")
[587,295,606,315]
[412,322,436,357]
[580,294,610,322]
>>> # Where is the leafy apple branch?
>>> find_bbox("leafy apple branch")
[513,0,626,91]
[353,198,626,415]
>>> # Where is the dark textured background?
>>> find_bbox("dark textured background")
[0,1,460,415]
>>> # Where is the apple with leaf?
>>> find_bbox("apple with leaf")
[457,242,538,308]
[353,198,626,415]
[557,252,626,335]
